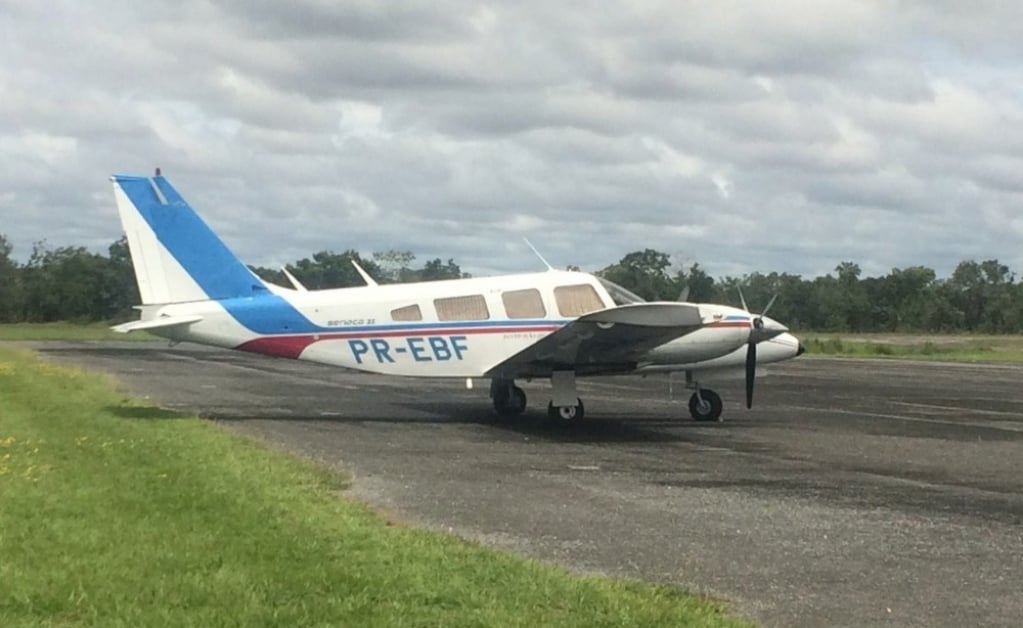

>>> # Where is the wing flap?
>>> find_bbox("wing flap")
[111,314,203,333]
[485,302,703,378]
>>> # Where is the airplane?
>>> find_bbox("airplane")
[109,172,804,423]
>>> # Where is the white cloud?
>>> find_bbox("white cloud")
[0,1,1021,280]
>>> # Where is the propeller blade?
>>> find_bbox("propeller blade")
[677,285,690,302]
[761,293,778,318]
[737,286,749,312]
[745,341,756,409]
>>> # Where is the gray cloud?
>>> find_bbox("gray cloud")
[1,1,1021,282]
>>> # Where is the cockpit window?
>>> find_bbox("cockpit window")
[598,278,646,306]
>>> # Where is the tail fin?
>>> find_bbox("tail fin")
[111,174,267,304]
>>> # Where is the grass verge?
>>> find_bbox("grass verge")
[0,322,156,342]
[800,333,1023,362]
[0,345,746,628]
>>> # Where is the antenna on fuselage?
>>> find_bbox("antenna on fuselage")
[523,238,554,271]
[281,266,308,292]
[352,260,379,287]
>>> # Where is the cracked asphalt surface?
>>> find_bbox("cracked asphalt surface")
[32,341,1023,627]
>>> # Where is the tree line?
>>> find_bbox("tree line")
[1,233,1020,333]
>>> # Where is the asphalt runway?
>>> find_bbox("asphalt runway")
[33,341,1023,627]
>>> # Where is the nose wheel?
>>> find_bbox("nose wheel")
[689,389,722,422]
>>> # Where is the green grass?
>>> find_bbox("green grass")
[0,322,157,342]
[0,346,746,628]
[800,333,1023,362]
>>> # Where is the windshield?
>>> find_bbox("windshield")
[598,277,646,305]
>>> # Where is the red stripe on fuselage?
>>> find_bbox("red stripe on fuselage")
[235,325,563,360]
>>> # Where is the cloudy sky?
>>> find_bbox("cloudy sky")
[2,1,1021,280]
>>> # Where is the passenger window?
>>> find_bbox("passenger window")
[554,284,604,317]
[501,289,546,319]
[434,295,490,321]
[390,304,422,321]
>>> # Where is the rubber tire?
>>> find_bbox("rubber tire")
[493,385,527,417]
[689,389,723,422]
[547,398,585,422]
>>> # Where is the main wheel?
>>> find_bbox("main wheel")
[493,385,527,417]
[689,389,723,422]
[547,398,585,422]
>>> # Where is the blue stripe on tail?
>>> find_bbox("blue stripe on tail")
[114,175,267,301]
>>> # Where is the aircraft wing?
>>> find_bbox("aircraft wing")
[484,302,703,378]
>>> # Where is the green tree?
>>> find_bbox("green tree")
[249,265,287,287]
[19,242,121,321]
[373,250,417,283]
[870,266,937,331]
[677,263,716,302]
[105,236,140,319]
[418,258,463,282]
[288,250,382,289]
[598,249,679,301]
[0,234,21,322]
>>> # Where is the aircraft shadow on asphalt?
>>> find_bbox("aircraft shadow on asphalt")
[204,397,746,445]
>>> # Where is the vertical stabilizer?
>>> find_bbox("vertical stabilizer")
[111,174,267,304]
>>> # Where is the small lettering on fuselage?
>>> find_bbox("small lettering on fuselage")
[348,336,469,364]
[327,318,376,326]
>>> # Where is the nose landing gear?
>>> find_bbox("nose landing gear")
[688,388,723,422]
[683,370,723,422]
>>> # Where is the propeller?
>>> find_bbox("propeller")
[737,288,779,409]
[745,340,757,409]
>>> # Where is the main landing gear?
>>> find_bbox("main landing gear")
[490,379,527,417]
[490,371,585,422]
[547,398,584,421]
[491,371,725,423]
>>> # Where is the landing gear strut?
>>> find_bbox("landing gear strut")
[547,398,585,422]
[490,372,587,423]
[688,389,722,422]
[491,379,527,417]
[684,370,723,422]
[547,370,584,422]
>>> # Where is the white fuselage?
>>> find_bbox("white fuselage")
[148,269,797,378]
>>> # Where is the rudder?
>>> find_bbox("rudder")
[111,174,267,304]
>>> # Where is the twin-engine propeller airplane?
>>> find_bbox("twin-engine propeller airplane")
[110,172,803,422]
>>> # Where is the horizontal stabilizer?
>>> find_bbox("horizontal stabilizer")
[111,314,204,334]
